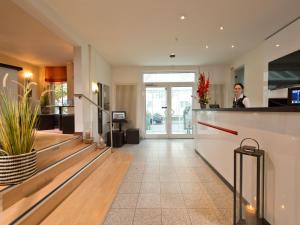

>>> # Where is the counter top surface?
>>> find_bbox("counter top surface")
[193,106,300,112]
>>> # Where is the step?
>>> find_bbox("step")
[6,147,112,225]
[33,132,76,151]
[36,136,84,171]
[1,146,111,225]
[40,151,132,225]
[0,141,92,210]
[0,134,81,193]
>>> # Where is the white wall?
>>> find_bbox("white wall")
[89,46,112,141]
[73,45,112,141]
[0,68,18,98]
[231,19,300,107]
[112,65,230,137]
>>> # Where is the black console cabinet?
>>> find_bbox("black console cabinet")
[107,130,125,148]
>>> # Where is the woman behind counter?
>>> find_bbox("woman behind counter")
[232,83,250,108]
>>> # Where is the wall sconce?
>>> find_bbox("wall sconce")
[92,82,99,94]
[24,71,33,80]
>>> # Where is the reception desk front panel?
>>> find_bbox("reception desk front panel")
[193,109,300,225]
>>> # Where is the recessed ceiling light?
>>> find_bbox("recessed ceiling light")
[205,45,209,49]
[180,15,186,20]
[231,45,235,48]
[276,44,280,47]
[220,26,224,30]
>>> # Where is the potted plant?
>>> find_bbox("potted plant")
[40,87,51,114]
[197,73,210,108]
[0,74,39,185]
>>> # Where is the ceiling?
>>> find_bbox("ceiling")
[40,0,300,66]
[0,1,73,66]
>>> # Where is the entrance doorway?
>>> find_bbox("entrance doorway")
[144,73,194,138]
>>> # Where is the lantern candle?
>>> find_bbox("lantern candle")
[246,204,256,214]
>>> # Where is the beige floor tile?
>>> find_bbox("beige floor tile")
[137,194,161,208]
[124,173,144,182]
[218,208,233,225]
[105,140,236,225]
[183,194,216,209]
[179,182,204,194]
[140,182,161,194]
[143,174,160,182]
[188,208,223,225]
[118,182,141,194]
[160,182,181,194]
[144,167,160,174]
[160,174,178,182]
[210,194,233,209]
[133,209,162,225]
[161,194,186,208]
[204,183,232,196]
[103,209,135,225]
[112,194,139,209]
[162,208,191,225]
[177,174,200,182]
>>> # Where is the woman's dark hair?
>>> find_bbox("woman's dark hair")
[234,83,244,89]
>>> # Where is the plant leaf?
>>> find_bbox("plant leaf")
[2,73,8,88]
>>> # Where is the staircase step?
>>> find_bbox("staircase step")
[0,143,94,210]
[0,134,81,193]
[33,132,76,151]
[41,151,132,225]
[1,146,111,225]
[5,148,111,225]
[36,136,84,171]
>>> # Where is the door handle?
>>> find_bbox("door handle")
[161,106,167,109]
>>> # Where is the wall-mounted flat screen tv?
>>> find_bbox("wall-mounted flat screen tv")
[268,49,300,90]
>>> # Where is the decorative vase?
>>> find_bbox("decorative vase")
[0,150,37,185]
[200,102,207,109]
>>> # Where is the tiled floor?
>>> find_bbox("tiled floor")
[103,139,233,225]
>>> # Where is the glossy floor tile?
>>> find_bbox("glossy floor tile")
[103,139,233,225]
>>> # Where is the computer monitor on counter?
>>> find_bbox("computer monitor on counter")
[288,87,300,105]
[112,111,126,120]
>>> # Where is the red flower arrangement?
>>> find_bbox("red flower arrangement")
[197,73,210,105]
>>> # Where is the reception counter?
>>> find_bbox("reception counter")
[193,107,300,225]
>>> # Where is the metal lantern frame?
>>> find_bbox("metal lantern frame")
[233,138,265,225]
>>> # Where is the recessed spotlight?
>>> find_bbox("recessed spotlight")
[231,45,235,48]
[205,45,209,49]
[281,204,285,209]
[169,53,176,58]
[220,26,224,30]
[276,44,280,47]
[180,15,186,20]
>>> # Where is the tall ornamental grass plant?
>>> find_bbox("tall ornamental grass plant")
[0,73,39,156]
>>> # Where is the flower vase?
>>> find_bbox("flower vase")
[200,102,207,109]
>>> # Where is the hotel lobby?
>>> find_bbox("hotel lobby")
[0,0,299,225]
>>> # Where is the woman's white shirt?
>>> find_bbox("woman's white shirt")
[234,94,251,108]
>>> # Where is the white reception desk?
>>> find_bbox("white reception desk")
[193,107,300,225]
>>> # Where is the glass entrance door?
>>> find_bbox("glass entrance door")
[145,85,193,138]
[145,87,167,136]
[170,87,193,137]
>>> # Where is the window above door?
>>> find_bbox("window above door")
[143,73,195,83]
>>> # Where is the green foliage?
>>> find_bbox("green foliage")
[40,90,50,107]
[146,112,152,130]
[54,83,67,105]
[0,80,39,156]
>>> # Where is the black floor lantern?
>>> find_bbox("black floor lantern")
[233,138,265,225]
